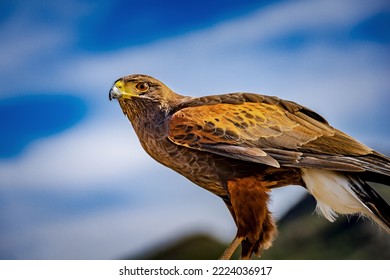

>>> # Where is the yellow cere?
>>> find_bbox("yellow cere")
[114,80,137,98]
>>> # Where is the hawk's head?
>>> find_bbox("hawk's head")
[109,74,185,112]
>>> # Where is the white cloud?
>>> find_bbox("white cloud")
[1,194,234,259]
[0,117,153,190]
[56,0,389,119]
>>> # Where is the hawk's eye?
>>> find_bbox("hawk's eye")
[135,82,149,93]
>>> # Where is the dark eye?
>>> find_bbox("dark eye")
[135,82,149,93]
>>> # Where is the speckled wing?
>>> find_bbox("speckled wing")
[168,93,387,174]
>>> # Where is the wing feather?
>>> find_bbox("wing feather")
[168,93,384,173]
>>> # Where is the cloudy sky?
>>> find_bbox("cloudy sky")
[0,0,389,259]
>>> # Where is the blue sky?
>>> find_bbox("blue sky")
[0,0,389,259]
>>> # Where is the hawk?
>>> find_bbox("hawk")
[109,74,390,259]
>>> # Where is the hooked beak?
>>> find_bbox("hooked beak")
[109,85,122,101]
[109,80,137,101]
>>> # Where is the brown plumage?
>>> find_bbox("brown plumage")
[109,74,390,259]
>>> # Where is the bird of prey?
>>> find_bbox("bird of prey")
[109,74,390,260]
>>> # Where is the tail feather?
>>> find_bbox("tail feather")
[345,175,390,233]
[301,168,390,233]
[360,171,390,187]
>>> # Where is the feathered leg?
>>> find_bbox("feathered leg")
[222,176,277,260]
